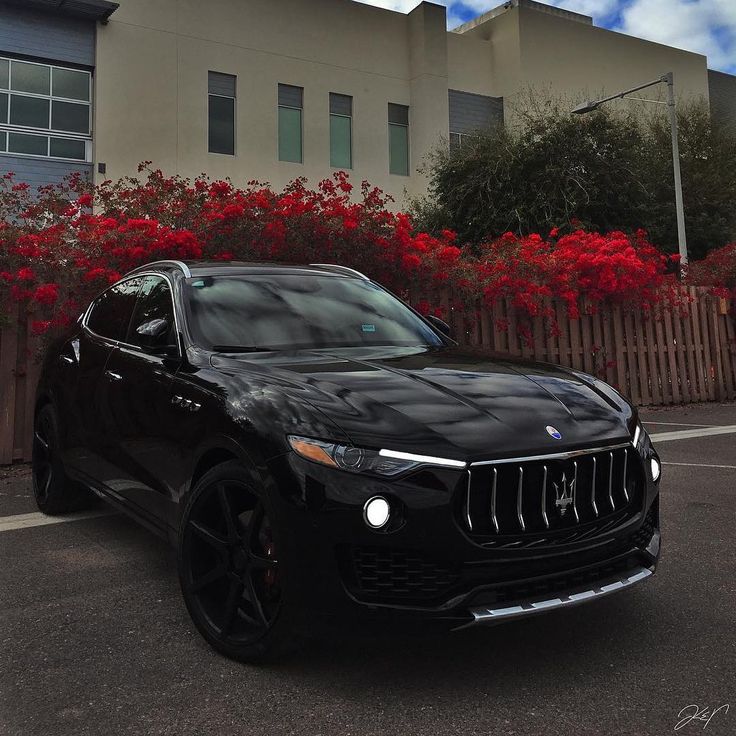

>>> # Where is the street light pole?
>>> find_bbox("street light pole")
[571,72,689,274]
[664,72,688,270]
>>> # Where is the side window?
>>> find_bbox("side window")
[86,277,142,341]
[129,275,176,348]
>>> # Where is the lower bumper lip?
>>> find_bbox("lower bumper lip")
[456,564,654,630]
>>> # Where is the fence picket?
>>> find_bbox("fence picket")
[0,319,19,465]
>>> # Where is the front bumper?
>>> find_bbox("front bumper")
[269,446,661,623]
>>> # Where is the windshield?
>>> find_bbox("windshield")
[184,274,444,351]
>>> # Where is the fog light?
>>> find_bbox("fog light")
[651,457,661,482]
[363,496,391,529]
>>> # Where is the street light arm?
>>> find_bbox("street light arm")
[572,75,670,114]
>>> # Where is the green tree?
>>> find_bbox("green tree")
[412,95,736,259]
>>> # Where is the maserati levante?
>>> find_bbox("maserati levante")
[33,260,661,661]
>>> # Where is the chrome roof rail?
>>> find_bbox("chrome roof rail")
[309,263,370,280]
[129,260,192,278]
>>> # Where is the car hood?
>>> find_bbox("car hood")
[210,345,634,462]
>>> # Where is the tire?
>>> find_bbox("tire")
[32,404,96,515]
[177,460,299,663]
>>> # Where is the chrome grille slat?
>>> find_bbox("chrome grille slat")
[608,451,615,511]
[490,468,499,533]
[516,467,525,531]
[541,465,549,529]
[465,444,643,541]
[591,456,598,517]
[465,470,473,532]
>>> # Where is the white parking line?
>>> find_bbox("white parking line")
[663,462,736,470]
[643,421,715,428]
[649,425,736,443]
[0,509,116,533]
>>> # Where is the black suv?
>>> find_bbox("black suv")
[33,261,661,661]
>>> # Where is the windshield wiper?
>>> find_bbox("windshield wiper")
[211,345,275,353]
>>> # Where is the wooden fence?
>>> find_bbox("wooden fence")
[435,286,736,407]
[1,286,735,464]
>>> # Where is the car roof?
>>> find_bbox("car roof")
[127,260,369,280]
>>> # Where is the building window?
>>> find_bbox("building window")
[0,56,91,162]
[449,132,473,151]
[448,90,503,153]
[208,71,236,155]
[278,84,303,163]
[388,103,409,176]
[329,93,352,169]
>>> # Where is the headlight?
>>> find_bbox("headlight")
[287,435,466,476]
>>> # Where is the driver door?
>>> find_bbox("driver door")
[97,274,182,527]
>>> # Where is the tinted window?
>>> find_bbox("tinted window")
[129,276,176,347]
[185,274,443,351]
[86,278,142,341]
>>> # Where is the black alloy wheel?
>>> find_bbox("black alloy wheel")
[179,461,293,662]
[32,404,94,515]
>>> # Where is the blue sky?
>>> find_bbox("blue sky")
[357,0,736,73]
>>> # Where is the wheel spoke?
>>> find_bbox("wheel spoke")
[43,467,53,496]
[189,520,228,552]
[220,578,244,636]
[191,563,228,592]
[243,502,264,551]
[243,573,268,626]
[34,431,49,451]
[218,484,239,543]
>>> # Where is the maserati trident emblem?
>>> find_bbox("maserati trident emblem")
[546,425,562,440]
[553,473,575,516]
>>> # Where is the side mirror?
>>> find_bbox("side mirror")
[135,318,172,351]
[426,314,451,337]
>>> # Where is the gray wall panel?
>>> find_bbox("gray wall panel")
[208,71,236,97]
[449,89,503,134]
[0,155,92,190]
[0,5,95,67]
[708,70,736,130]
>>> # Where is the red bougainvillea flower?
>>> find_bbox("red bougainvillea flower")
[33,283,59,305]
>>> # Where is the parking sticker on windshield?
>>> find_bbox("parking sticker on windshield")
[361,324,376,333]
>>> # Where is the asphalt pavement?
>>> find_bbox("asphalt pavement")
[0,403,734,736]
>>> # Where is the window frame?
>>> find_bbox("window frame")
[388,103,410,177]
[127,274,179,350]
[277,84,304,164]
[83,272,181,357]
[329,92,353,170]
[207,71,236,156]
[0,56,92,163]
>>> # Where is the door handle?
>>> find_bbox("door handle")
[104,370,123,382]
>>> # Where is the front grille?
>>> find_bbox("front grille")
[464,444,644,547]
[346,547,461,600]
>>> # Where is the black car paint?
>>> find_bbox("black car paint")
[36,262,660,622]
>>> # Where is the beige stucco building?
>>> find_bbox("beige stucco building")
[1,0,732,204]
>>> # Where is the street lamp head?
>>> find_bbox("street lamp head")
[571,100,600,115]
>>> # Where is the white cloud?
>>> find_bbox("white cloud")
[355,0,736,72]
[553,0,736,72]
